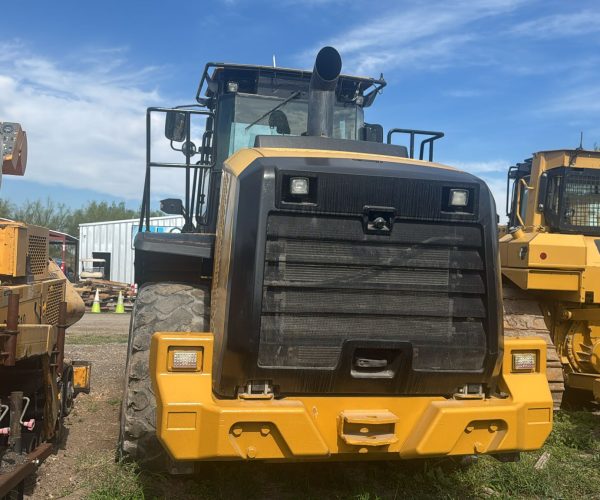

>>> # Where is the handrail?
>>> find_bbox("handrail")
[386,128,444,161]
[141,107,216,233]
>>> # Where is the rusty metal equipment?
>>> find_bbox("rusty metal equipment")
[0,122,91,498]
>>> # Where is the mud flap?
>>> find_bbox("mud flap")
[72,361,91,395]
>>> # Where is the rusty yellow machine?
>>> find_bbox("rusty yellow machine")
[501,148,600,404]
[119,47,553,472]
[0,122,90,496]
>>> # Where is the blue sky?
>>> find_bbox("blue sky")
[1,0,599,218]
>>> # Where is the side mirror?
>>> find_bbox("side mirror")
[361,123,383,143]
[165,111,188,142]
[160,198,184,215]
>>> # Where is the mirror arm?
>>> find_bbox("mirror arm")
[169,140,183,153]
[519,177,534,190]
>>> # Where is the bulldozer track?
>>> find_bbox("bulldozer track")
[503,280,565,410]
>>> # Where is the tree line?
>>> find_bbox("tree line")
[0,198,161,236]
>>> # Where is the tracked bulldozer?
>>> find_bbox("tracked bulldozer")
[0,122,90,496]
[119,47,553,472]
[502,148,600,405]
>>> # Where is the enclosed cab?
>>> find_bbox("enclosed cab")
[120,48,553,470]
[502,149,600,401]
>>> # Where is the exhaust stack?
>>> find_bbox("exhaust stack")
[307,46,342,137]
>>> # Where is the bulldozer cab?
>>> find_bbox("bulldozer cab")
[506,149,600,234]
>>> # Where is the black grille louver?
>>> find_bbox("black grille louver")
[259,213,488,371]
[214,157,501,398]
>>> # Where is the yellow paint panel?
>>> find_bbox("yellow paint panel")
[528,233,586,267]
[223,146,459,178]
[503,268,579,291]
[528,271,580,291]
[502,232,586,269]
[527,408,551,424]
[0,223,27,276]
[167,412,197,430]
[536,150,600,171]
[14,324,55,359]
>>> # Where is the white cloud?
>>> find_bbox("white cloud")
[443,89,487,98]
[483,175,510,221]
[546,86,600,114]
[510,9,600,38]
[452,159,508,174]
[300,0,528,74]
[0,42,189,201]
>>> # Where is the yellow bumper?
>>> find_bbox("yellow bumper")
[150,334,553,462]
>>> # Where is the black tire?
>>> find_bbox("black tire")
[117,282,210,469]
[62,364,75,417]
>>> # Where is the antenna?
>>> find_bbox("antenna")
[578,131,584,150]
[272,54,277,68]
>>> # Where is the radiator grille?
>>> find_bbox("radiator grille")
[259,213,488,371]
[43,282,65,325]
[28,234,48,276]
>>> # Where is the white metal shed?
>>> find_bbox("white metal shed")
[78,215,185,284]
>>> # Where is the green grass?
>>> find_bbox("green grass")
[67,334,128,345]
[84,410,600,500]
[76,453,144,500]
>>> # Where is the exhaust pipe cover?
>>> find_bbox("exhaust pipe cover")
[307,46,342,137]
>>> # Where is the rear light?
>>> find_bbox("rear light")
[512,352,537,372]
[168,347,203,371]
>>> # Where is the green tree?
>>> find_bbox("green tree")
[13,198,71,231]
[3,198,163,236]
[65,201,139,236]
[0,199,13,219]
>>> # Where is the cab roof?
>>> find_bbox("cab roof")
[195,62,386,107]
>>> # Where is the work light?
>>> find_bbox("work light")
[290,177,309,196]
[450,189,469,207]
[512,352,537,372]
[171,350,199,370]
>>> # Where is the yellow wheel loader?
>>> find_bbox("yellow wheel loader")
[119,47,553,472]
[0,122,90,496]
[501,148,600,405]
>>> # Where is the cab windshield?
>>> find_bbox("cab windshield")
[221,94,363,157]
[562,176,600,227]
[545,169,600,232]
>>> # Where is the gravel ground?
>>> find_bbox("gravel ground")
[24,313,130,499]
